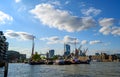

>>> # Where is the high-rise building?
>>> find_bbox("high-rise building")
[0,31,9,62]
[46,52,49,59]
[49,50,55,58]
[95,53,100,56]
[20,54,26,60]
[64,44,70,56]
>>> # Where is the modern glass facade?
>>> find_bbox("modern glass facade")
[49,50,55,58]
[64,44,70,56]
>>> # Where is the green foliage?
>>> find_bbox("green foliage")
[41,56,46,59]
[32,52,41,61]
[52,55,59,60]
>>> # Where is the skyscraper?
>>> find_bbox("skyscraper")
[49,50,55,58]
[64,44,70,56]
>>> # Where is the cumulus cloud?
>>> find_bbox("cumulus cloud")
[0,11,13,25]
[89,40,102,45]
[63,35,79,44]
[99,18,120,36]
[5,30,35,40]
[81,40,88,45]
[50,1,61,6]
[40,36,104,46]
[111,26,120,36]
[40,36,59,44]
[99,18,115,27]
[30,3,96,32]
[99,26,111,35]
[81,7,101,16]
[40,36,59,41]
[4,30,19,38]
[40,35,80,44]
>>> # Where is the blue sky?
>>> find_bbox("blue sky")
[0,0,120,57]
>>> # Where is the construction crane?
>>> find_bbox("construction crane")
[82,48,88,56]
[78,45,82,56]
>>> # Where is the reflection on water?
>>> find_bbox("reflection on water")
[0,62,120,77]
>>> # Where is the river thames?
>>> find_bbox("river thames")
[0,62,120,77]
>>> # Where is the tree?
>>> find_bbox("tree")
[52,55,59,60]
[32,52,41,61]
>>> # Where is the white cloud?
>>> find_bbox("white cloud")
[17,32,35,40]
[0,11,13,25]
[89,40,102,45]
[111,26,120,36]
[15,0,21,3]
[48,36,59,41]
[63,35,79,44]
[40,35,80,45]
[65,1,70,5]
[5,30,35,40]
[40,36,105,46]
[40,36,59,41]
[50,1,61,6]
[99,18,120,36]
[99,18,115,27]
[81,40,88,45]
[99,26,111,35]
[81,7,101,16]
[40,36,59,44]
[4,30,19,38]
[30,3,96,32]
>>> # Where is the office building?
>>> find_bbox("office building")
[49,49,55,58]
[64,44,70,56]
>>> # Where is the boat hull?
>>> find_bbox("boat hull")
[71,60,90,64]
[45,61,54,65]
[54,60,71,65]
[29,62,45,65]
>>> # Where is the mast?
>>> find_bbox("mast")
[31,36,35,56]
[64,43,65,56]
[74,38,77,50]
[74,38,78,58]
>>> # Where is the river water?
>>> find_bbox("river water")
[0,62,120,77]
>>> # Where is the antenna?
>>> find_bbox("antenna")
[63,42,65,56]
[74,38,77,50]
[78,45,82,51]
[31,36,35,56]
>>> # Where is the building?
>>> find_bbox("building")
[46,52,49,59]
[115,54,120,59]
[64,44,70,56]
[6,50,27,62]
[95,53,100,56]
[0,31,9,67]
[20,54,26,60]
[7,50,20,62]
[49,49,55,58]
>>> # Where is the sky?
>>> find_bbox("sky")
[0,0,120,57]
